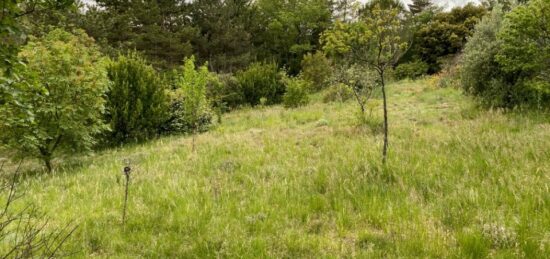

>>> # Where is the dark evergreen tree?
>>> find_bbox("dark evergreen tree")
[408,0,432,15]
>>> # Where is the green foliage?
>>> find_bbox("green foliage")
[495,0,550,107]
[394,61,429,80]
[282,77,311,108]
[81,0,195,69]
[0,0,74,73]
[166,56,212,134]
[190,0,255,72]
[322,83,354,103]
[0,29,109,171]
[105,52,169,143]
[461,0,549,109]
[410,3,486,73]
[255,0,333,74]
[460,6,508,107]
[300,52,332,91]
[236,62,285,106]
[213,73,245,110]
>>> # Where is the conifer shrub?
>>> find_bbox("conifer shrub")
[106,52,169,143]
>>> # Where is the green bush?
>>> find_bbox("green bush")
[236,62,285,106]
[0,29,109,171]
[106,52,169,143]
[211,73,244,110]
[164,56,213,134]
[495,0,550,108]
[394,61,429,80]
[163,89,213,134]
[283,77,310,108]
[322,83,354,103]
[300,52,332,91]
[460,1,550,109]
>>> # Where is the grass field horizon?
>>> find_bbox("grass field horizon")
[2,78,549,258]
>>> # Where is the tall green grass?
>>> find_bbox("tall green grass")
[3,79,549,257]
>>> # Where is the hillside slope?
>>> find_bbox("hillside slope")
[8,79,550,257]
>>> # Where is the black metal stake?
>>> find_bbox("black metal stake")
[122,166,131,225]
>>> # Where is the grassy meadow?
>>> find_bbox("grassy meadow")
[4,78,550,258]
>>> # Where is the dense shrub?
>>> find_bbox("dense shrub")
[461,1,549,108]
[283,77,310,108]
[323,83,354,103]
[236,62,285,106]
[0,29,109,171]
[495,0,550,108]
[300,52,332,90]
[460,6,506,106]
[210,73,244,110]
[106,52,169,143]
[394,61,429,80]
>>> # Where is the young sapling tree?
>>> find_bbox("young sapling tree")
[178,56,210,152]
[323,5,409,163]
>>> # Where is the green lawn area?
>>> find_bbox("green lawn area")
[4,79,550,257]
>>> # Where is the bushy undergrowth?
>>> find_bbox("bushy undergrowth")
[300,52,332,91]
[323,83,354,103]
[460,1,550,109]
[282,76,310,108]
[236,62,285,106]
[394,61,429,80]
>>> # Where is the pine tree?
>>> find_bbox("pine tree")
[408,0,432,15]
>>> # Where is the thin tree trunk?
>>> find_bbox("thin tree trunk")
[380,72,389,164]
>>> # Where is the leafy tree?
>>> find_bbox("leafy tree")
[323,5,409,163]
[0,0,74,73]
[0,29,109,172]
[178,56,211,151]
[300,51,332,90]
[329,0,360,22]
[495,0,549,107]
[255,0,333,74]
[105,52,169,144]
[236,62,286,106]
